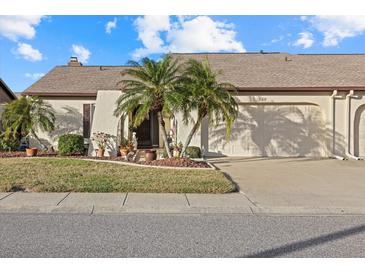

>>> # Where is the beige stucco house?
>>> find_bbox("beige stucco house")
[22,53,365,159]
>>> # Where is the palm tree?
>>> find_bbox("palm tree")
[114,55,183,158]
[179,58,239,156]
[1,96,55,149]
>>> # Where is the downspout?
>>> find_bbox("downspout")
[346,90,363,160]
[330,90,346,160]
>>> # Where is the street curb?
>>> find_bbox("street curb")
[1,204,365,216]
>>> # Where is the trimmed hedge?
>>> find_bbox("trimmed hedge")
[185,146,202,158]
[58,134,84,156]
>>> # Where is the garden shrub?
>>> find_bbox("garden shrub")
[185,146,202,158]
[58,134,84,155]
[162,147,172,158]
[0,133,20,151]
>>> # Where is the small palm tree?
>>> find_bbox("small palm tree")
[179,58,239,156]
[1,96,55,149]
[114,55,183,158]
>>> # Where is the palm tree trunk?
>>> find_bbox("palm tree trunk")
[31,130,48,150]
[181,117,202,156]
[157,112,172,158]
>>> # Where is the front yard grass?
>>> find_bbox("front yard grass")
[0,158,235,193]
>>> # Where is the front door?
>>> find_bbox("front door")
[134,111,159,148]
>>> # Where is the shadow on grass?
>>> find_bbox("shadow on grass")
[220,171,240,193]
[245,223,365,257]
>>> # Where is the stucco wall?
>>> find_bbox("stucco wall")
[32,97,96,148]
[89,90,122,157]
[348,91,365,157]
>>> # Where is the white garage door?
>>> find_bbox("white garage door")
[207,104,330,157]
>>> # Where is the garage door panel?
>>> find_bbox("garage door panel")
[208,104,330,157]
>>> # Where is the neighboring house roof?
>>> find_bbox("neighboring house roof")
[0,78,16,101]
[23,52,365,96]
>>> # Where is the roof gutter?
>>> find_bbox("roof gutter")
[236,86,365,92]
[22,92,97,97]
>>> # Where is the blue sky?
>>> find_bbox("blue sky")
[1,15,365,92]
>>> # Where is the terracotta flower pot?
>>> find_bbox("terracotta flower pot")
[97,149,105,158]
[145,150,157,162]
[26,148,38,157]
[120,147,129,157]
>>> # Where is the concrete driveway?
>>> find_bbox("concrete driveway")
[209,157,365,209]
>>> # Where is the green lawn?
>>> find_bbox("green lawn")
[0,158,235,193]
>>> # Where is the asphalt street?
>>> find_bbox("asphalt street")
[0,213,364,257]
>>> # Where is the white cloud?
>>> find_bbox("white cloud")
[25,72,45,80]
[167,16,245,53]
[270,35,285,44]
[309,16,365,47]
[105,17,117,34]
[133,16,245,59]
[71,44,91,63]
[133,15,171,58]
[293,31,314,49]
[15,43,43,61]
[300,16,308,21]
[0,15,44,41]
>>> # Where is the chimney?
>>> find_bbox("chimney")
[285,56,292,62]
[68,56,82,66]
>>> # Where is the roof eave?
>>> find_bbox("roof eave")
[236,86,365,91]
[22,92,98,97]
[0,78,17,100]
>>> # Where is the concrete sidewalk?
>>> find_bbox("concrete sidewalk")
[1,192,365,215]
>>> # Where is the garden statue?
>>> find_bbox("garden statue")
[132,132,138,150]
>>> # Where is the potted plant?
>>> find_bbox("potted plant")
[119,137,129,157]
[91,132,110,158]
[172,142,183,158]
[26,147,38,157]
[128,141,135,152]
[145,149,157,162]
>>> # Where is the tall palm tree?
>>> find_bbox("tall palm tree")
[179,58,239,156]
[114,55,183,158]
[1,96,55,149]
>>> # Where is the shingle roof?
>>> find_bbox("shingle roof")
[23,66,132,96]
[0,78,16,100]
[23,53,365,96]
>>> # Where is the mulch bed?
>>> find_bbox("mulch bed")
[0,151,58,158]
[0,151,210,168]
[141,157,210,168]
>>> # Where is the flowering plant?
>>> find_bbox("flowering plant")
[91,132,111,150]
[120,137,128,149]
[173,141,183,152]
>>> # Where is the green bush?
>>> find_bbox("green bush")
[0,133,20,151]
[185,146,202,158]
[162,147,172,158]
[58,134,84,156]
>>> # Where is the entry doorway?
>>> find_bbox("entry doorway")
[133,111,159,148]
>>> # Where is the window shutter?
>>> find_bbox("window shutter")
[83,104,91,138]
